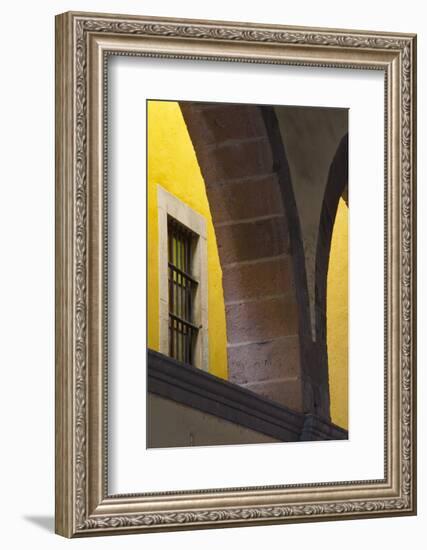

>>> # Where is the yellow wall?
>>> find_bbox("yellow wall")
[327,198,349,430]
[148,99,348,425]
[147,101,228,380]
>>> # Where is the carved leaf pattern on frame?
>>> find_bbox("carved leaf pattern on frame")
[71,17,414,531]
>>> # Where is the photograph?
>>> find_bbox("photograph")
[147,99,349,448]
[0,0,422,545]
[53,9,416,537]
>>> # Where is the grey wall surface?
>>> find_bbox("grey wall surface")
[148,394,278,448]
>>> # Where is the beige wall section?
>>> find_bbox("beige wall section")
[147,101,228,379]
[274,106,348,341]
[147,394,277,448]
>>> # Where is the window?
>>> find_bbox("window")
[157,185,208,371]
[168,217,199,365]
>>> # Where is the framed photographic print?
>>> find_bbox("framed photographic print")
[55,11,417,537]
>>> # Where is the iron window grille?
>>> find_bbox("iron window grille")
[168,216,199,365]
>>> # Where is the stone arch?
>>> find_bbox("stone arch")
[314,134,349,411]
[260,106,332,419]
[180,102,348,422]
[262,109,348,421]
[180,101,305,412]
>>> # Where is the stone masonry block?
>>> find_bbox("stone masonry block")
[226,295,299,344]
[205,174,284,224]
[228,336,301,385]
[200,105,267,144]
[181,103,267,145]
[197,139,274,183]
[215,216,288,266]
[222,257,293,303]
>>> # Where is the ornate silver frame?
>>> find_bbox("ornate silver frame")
[55,11,417,537]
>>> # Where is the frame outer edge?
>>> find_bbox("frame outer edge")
[62,10,417,40]
[409,34,417,514]
[54,10,417,536]
[55,12,76,538]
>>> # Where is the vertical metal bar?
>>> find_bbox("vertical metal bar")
[185,236,189,323]
[186,229,190,327]
[173,320,176,361]
[189,280,193,324]
[179,232,183,322]
[170,314,173,358]
[173,236,177,317]
[182,231,186,321]
[187,230,192,359]
[178,320,182,362]
[184,234,188,323]
[168,230,173,358]
[172,293,175,359]
[184,324,187,364]
[178,231,182,321]
[176,224,180,360]
[168,267,172,357]
[182,235,186,324]
[176,319,179,362]
[181,230,185,326]
[187,328,189,365]
[177,318,180,362]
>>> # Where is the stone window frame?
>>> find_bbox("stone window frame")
[157,184,208,371]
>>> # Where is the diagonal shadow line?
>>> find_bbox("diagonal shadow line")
[23,515,54,533]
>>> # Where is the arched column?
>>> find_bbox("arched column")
[180,102,348,422]
[261,106,348,420]
[180,102,304,411]
[314,134,349,417]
